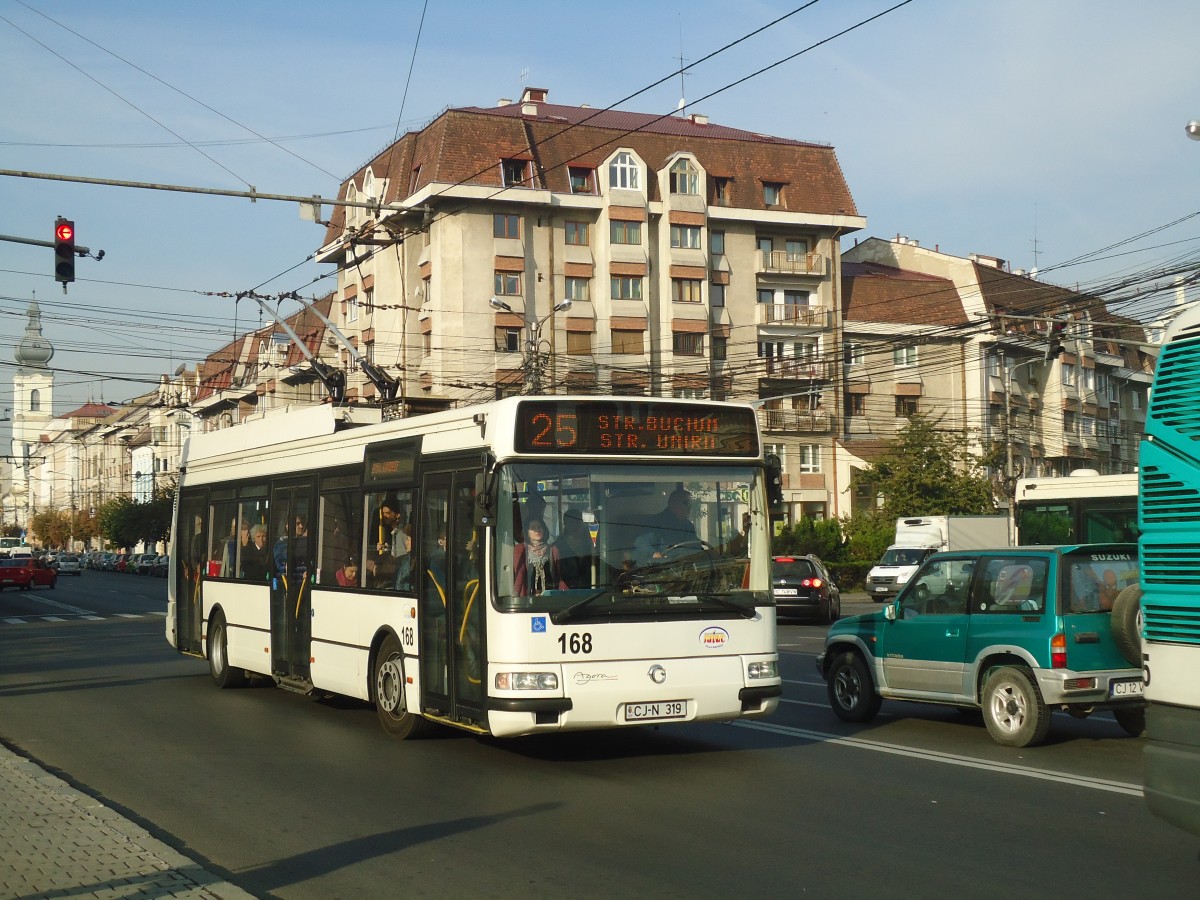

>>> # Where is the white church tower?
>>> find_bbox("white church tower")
[8,301,55,521]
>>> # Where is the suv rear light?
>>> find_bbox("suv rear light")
[1063,677,1097,691]
[1051,633,1067,668]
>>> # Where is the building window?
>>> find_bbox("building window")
[1063,410,1077,433]
[669,159,699,195]
[409,166,422,194]
[502,159,529,186]
[894,345,918,368]
[610,219,642,245]
[845,342,864,367]
[493,213,520,238]
[673,332,703,356]
[896,396,918,417]
[495,271,521,296]
[569,167,594,194]
[671,279,703,303]
[611,276,643,300]
[609,151,639,190]
[565,221,589,246]
[710,230,725,256]
[495,327,520,352]
[758,288,775,305]
[987,354,1002,378]
[710,283,726,308]
[757,236,773,257]
[1082,415,1097,436]
[799,444,821,474]
[422,331,431,358]
[612,329,644,354]
[566,331,592,356]
[785,239,807,260]
[564,277,590,302]
[713,177,731,206]
[765,442,785,467]
[670,224,701,249]
[1131,390,1141,410]
[363,289,374,316]
[713,336,728,360]
[1082,368,1095,391]
[763,182,782,206]
[1061,363,1076,386]
[347,295,359,323]
[848,393,866,416]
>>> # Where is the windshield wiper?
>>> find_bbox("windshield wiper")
[690,593,757,619]
[550,589,612,625]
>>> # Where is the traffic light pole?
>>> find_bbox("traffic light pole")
[0,233,98,256]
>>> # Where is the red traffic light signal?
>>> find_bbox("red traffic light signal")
[54,217,75,284]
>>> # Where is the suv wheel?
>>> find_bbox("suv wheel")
[1111,584,1143,667]
[827,650,882,723]
[1113,706,1146,737]
[981,666,1050,747]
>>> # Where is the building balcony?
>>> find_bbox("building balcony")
[756,303,832,328]
[759,357,834,381]
[758,408,832,433]
[757,250,827,277]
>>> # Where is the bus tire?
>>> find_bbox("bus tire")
[1111,584,1143,667]
[981,666,1050,747]
[827,650,882,723]
[373,633,430,740]
[207,612,247,689]
[1114,706,1146,737]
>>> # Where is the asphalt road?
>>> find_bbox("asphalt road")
[1,574,1196,899]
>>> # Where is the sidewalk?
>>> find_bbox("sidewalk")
[0,741,255,900]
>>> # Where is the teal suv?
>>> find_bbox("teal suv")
[816,544,1146,747]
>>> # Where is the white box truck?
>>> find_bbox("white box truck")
[864,515,1010,602]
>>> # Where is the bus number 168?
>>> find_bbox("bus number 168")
[558,632,592,654]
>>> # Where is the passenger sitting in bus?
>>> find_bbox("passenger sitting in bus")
[554,510,591,589]
[240,524,271,581]
[336,556,359,587]
[515,518,566,595]
[393,524,415,591]
[274,515,308,576]
[221,519,250,577]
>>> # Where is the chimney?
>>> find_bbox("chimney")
[521,87,548,103]
[522,103,538,116]
[497,98,512,107]
[690,113,709,126]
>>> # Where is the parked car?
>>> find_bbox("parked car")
[55,554,83,575]
[0,557,57,590]
[134,553,158,575]
[772,555,841,624]
[153,554,170,577]
[98,552,116,571]
[113,553,130,573]
[817,543,1146,747]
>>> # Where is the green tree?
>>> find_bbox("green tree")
[858,415,996,519]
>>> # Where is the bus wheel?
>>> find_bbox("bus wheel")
[1111,584,1143,667]
[208,612,247,689]
[981,666,1050,747]
[827,651,882,723]
[373,633,429,739]
[1114,706,1146,737]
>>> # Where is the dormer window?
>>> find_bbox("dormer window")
[609,151,639,190]
[763,181,783,206]
[502,159,529,187]
[569,167,594,194]
[669,159,699,195]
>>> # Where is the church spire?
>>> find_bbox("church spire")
[15,300,54,370]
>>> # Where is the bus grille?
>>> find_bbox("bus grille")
[1141,465,1200,523]
[1141,545,1200,586]
[1143,602,1200,645]
[1146,332,1200,447]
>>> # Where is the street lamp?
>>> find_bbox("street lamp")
[489,296,573,394]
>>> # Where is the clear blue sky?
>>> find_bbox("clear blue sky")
[2,0,1198,425]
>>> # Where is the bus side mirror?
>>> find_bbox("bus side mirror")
[475,472,496,527]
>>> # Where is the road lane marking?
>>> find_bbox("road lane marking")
[24,595,97,615]
[734,719,1142,796]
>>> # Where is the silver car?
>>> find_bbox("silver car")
[56,554,83,575]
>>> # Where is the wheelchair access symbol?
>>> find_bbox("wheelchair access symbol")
[531,616,547,633]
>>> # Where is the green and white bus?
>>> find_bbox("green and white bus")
[167,396,781,739]
[1139,304,1200,837]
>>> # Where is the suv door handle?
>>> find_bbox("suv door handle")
[945,628,960,638]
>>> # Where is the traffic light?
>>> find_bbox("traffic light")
[1045,318,1067,361]
[54,217,75,284]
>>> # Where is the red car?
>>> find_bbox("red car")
[0,557,58,590]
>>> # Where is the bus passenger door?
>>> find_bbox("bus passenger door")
[175,494,207,655]
[419,464,485,725]
[270,482,315,681]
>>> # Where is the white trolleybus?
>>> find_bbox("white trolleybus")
[1013,471,1139,546]
[166,396,781,739]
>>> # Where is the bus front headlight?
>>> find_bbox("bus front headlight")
[495,672,559,691]
[747,660,778,679]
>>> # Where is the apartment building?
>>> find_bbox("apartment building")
[839,237,1155,514]
[314,87,864,520]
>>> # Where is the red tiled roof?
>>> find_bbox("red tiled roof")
[842,262,967,326]
[61,402,116,420]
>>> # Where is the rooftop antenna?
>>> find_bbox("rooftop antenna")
[1031,203,1042,271]
[676,15,689,115]
[519,66,529,88]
